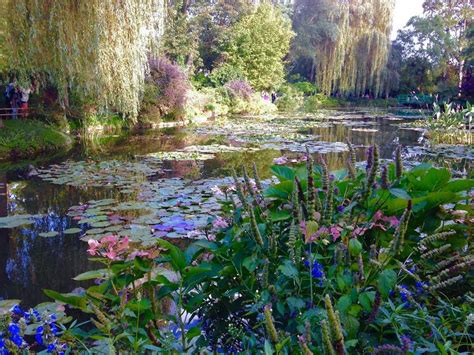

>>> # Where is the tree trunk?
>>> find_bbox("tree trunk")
[458,59,465,97]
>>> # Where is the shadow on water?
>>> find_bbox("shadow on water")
[0,110,470,306]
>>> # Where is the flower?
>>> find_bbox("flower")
[212,217,229,229]
[304,259,325,286]
[273,156,288,165]
[11,305,24,316]
[87,239,100,256]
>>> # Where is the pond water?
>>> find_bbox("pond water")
[0,110,472,306]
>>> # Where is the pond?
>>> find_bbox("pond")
[0,110,472,306]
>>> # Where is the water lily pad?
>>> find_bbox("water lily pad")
[39,231,59,238]
[63,228,82,234]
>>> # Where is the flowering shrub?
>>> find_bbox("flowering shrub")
[147,57,190,119]
[224,80,253,101]
[38,145,473,353]
[0,303,69,354]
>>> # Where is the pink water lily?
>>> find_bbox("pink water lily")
[273,156,288,165]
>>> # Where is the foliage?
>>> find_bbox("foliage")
[408,102,473,145]
[147,58,190,120]
[223,4,294,90]
[224,80,254,101]
[4,0,164,121]
[41,145,473,353]
[395,0,473,98]
[291,0,394,97]
[275,84,304,112]
[0,120,71,160]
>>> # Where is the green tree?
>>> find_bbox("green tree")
[396,0,473,97]
[222,4,294,90]
[291,0,395,98]
[4,0,164,120]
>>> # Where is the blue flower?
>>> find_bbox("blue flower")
[47,343,55,352]
[10,333,23,347]
[0,336,4,348]
[399,284,412,307]
[8,323,20,335]
[415,281,428,295]
[10,305,24,316]
[304,259,325,286]
[50,324,58,335]
[49,314,57,322]
[33,309,41,321]
[36,333,44,346]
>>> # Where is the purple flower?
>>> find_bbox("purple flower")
[225,80,253,100]
[366,146,374,171]
[337,205,345,213]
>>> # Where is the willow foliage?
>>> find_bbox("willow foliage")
[4,0,165,120]
[294,0,394,97]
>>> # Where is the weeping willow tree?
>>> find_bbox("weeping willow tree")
[3,0,165,120]
[293,0,394,97]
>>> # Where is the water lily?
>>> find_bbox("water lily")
[212,216,229,229]
[273,156,288,165]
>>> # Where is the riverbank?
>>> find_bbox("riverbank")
[0,120,72,161]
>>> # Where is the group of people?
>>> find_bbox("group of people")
[3,80,32,119]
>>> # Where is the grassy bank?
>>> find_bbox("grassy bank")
[0,119,72,160]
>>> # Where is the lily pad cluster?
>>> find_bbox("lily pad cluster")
[64,177,235,243]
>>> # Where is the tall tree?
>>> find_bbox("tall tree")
[292,0,395,97]
[222,4,294,90]
[4,0,164,120]
[396,0,473,97]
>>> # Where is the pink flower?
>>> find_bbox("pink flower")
[127,250,150,260]
[103,249,117,260]
[101,235,118,245]
[329,225,342,241]
[212,217,229,229]
[352,227,368,237]
[116,236,129,252]
[207,234,216,241]
[273,156,288,165]
[87,239,100,256]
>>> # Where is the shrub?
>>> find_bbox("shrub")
[224,80,253,100]
[276,83,303,112]
[208,63,245,87]
[147,57,190,120]
[292,81,317,96]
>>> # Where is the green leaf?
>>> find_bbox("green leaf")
[278,260,298,279]
[264,340,274,355]
[378,269,397,298]
[337,295,352,313]
[389,188,411,200]
[270,210,291,222]
[348,238,362,256]
[186,326,201,340]
[126,299,151,312]
[243,255,258,272]
[156,239,186,271]
[264,181,294,200]
[287,297,305,311]
[440,179,474,192]
[358,291,375,311]
[73,269,111,281]
[43,290,87,310]
[270,165,295,181]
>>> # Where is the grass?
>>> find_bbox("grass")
[0,119,72,160]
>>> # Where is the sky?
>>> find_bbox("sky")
[391,0,425,39]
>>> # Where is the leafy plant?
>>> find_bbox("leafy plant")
[40,145,473,353]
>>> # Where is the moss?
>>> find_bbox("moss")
[0,119,72,161]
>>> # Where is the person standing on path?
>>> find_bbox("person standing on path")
[19,85,32,118]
